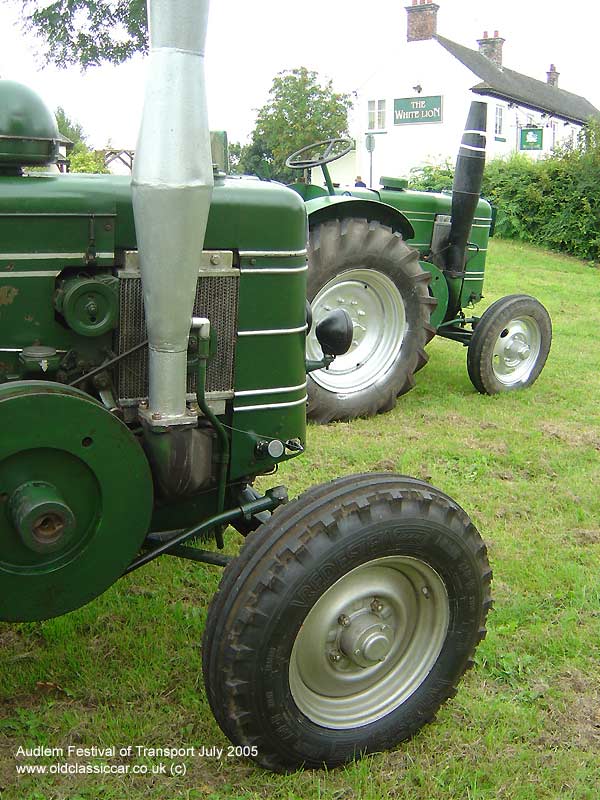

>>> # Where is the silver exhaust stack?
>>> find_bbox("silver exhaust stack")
[132,0,213,427]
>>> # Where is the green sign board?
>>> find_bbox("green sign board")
[394,96,443,125]
[520,127,543,150]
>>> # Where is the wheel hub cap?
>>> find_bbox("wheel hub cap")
[492,316,541,386]
[307,269,406,394]
[289,556,449,729]
[339,611,394,667]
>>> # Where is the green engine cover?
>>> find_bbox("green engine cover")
[0,382,153,622]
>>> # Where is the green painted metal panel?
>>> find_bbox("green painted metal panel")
[376,188,491,319]
[233,331,307,395]
[420,261,448,328]
[204,177,307,252]
[0,173,308,254]
[230,243,307,480]
[237,267,306,332]
[230,400,306,482]
[305,195,414,240]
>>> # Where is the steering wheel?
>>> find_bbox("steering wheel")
[285,138,354,170]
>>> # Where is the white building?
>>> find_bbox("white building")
[327,1,599,188]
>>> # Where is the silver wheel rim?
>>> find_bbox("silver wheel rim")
[289,556,449,729]
[307,269,406,394]
[491,315,542,386]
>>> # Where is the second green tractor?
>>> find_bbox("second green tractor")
[286,103,552,423]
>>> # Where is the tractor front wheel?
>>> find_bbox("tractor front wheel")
[202,473,492,772]
[467,294,552,394]
[306,218,435,423]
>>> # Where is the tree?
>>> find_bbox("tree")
[55,107,108,174]
[21,0,147,68]
[68,149,109,173]
[235,136,275,180]
[236,68,352,182]
[55,107,87,148]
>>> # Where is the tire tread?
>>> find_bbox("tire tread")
[202,474,492,771]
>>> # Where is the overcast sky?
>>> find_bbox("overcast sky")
[1,0,598,148]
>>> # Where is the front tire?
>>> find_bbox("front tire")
[202,474,492,771]
[306,219,436,423]
[467,294,552,394]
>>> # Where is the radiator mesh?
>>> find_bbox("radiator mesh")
[115,275,239,402]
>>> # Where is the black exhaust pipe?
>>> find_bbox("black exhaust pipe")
[445,101,487,277]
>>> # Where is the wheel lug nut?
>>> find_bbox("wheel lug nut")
[329,651,342,663]
[422,586,431,599]
[338,614,351,627]
[371,598,384,613]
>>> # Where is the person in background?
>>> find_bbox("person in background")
[354,176,367,187]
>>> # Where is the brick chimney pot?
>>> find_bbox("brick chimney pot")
[546,64,560,87]
[477,31,505,67]
[405,2,440,42]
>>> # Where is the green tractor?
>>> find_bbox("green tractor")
[287,118,552,423]
[0,0,492,772]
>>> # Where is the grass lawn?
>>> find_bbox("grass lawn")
[1,239,599,800]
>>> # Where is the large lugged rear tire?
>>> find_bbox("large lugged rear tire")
[467,294,552,394]
[202,474,492,772]
[306,219,436,423]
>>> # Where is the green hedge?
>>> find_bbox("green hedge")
[408,160,454,192]
[408,122,600,262]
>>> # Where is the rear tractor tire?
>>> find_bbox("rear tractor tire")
[202,473,492,772]
[467,294,552,394]
[306,218,436,423]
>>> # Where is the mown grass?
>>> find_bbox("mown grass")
[1,239,599,800]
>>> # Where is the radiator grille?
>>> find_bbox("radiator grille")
[115,274,239,403]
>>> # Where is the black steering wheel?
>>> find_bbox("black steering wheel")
[285,138,354,170]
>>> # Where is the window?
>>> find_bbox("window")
[377,99,386,129]
[495,105,503,136]
[368,99,386,130]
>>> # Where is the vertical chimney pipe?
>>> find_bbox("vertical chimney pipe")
[132,0,214,426]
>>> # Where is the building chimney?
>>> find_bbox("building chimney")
[546,64,559,87]
[477,30,505,67]
[405,0,440,42]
